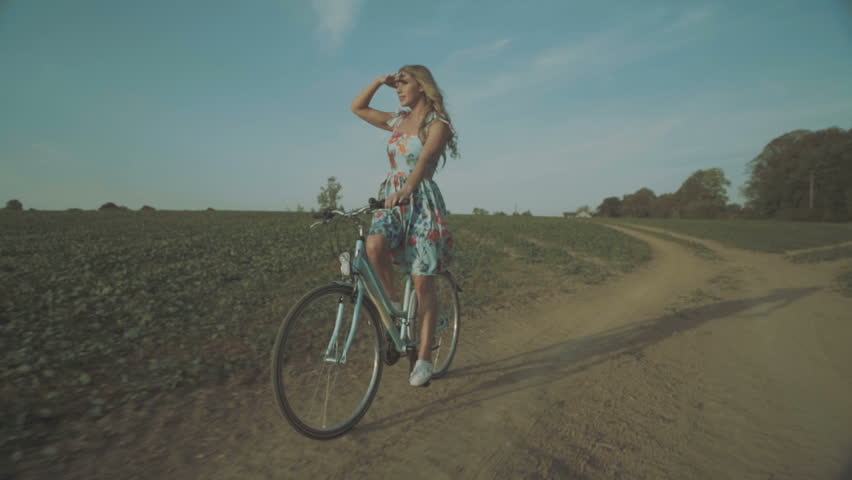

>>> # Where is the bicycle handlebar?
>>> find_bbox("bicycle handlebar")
[309,198,386,229]
[368,197,384,210]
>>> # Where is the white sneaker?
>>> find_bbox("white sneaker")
[409,360,433,387]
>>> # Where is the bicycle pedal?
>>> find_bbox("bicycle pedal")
[384,349,400,366]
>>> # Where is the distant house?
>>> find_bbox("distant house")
[563,211,591,219]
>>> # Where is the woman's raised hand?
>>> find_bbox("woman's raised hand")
[379,73,399,88]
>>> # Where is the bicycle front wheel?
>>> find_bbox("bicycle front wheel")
[270,283,383,439]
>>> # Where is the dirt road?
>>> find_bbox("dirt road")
[48,225,852,479]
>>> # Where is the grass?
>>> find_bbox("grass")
[787,245,852,263]
[837,270,852,297]
[599,217,852,253]
[457,215,651,276]
[610,223,722,261]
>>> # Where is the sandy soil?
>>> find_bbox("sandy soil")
[21,225,852,479]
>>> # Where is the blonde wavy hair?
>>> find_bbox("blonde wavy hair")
[399,65,459,167]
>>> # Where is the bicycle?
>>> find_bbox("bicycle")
[270,198,462,439]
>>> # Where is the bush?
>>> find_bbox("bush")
[5,199,22,210]
[99,202,131,211]
[140,205,156,212]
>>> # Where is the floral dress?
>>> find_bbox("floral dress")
[368,110,454,276]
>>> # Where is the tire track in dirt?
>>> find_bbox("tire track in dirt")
[470,225,731,478]
[596,222,852,478]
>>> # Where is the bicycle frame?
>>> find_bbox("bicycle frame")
[324,225,415,365]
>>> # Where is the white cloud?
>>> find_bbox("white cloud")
[451,6,716,109]
[447,38,512,62]
[532,29,624,71]
[662,5,714,34]
[311,0,364,52]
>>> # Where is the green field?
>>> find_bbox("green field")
[0,210,650,456]
[838,270,852,296]
[601,217,852,253]
[787,245,852,263]
[607,223,722,261]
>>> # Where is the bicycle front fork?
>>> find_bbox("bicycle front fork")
[323,282,406,364]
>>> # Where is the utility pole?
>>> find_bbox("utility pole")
[809,170,814,209]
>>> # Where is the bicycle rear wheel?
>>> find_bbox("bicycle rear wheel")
[431,272,461,378]
[407,272,461,378]
[270,283,383,439]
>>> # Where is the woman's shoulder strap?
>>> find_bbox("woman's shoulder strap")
[386,109,406,129]
[425,111,456,136]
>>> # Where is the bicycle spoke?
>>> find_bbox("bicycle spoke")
[322,354,332,428]
[306,357,327,422]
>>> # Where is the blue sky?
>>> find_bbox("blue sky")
[2,0,851,216]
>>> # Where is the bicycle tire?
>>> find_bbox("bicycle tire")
[270,283,383,439]
[406,272,461,379]
[430,272,461,378]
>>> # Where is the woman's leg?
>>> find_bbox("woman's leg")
[413,275,437,362]
[366,234,399,303]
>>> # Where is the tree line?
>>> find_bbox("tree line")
[595,127,852,221]
[743,127,852,221]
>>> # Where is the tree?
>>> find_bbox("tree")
[621,188,656,217]
[296,204,305,213]
[317,176,343,210]
[596,196,622,217]
[744,127,852,221]
[472,207,489,215]
[521,210,532,216]
[651,193,679,218]
[5,199,22,211]
[676,168,731,218]
[493,211,507,216]
[576,205,592,214]
[724,203,743,219]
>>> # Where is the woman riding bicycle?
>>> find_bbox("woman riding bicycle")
[350,65,459,387]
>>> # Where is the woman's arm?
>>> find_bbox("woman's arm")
[351,75,397,131]
[386,120,450,207]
